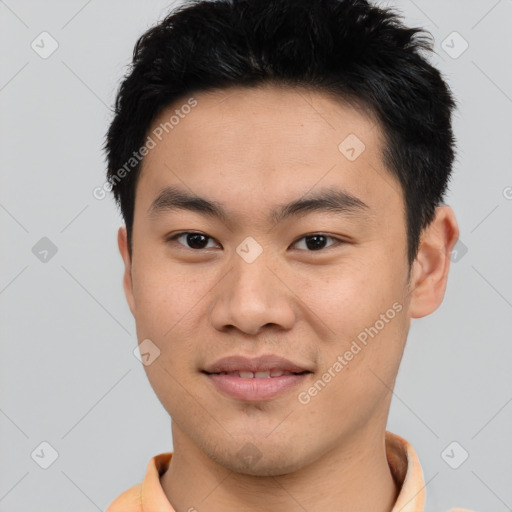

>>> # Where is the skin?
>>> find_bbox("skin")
[118,84,459,512]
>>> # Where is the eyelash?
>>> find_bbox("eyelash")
[166,231,343,252]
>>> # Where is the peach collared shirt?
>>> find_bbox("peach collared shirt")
[106,431,474,512]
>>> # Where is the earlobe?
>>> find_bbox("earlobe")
[408,206,459,318]
[117,226,136,316]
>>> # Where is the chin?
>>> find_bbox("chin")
[206,442,308,477]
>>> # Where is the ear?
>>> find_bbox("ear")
[117,226,136,316]
[408,206,459,318]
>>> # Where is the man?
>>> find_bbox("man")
[104,0,472,510]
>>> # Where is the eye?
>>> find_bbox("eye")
[167,231,220,250]
[292,233,341,251]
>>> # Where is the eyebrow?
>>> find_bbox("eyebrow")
[147,185,369,225]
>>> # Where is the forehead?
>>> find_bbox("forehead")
[147,84,381,158]
[136,84,402,224]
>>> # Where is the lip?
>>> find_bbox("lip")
[205,372,310,401]
[202,354,312,402]
[202,354,311,374]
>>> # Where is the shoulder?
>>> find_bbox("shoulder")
[105,483,142,512]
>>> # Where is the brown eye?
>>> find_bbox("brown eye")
[292,234,340,251]
[168,232,220,250]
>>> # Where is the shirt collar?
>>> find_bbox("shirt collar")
[386,431,426,511]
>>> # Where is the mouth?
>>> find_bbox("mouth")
[201,354,313,401]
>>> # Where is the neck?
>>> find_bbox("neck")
[160,422,399,512]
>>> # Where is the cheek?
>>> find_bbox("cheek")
[130,258,212,392]
[293,256,405,336]
[292,258,408,405]
[131,261,203,412]
[131,256,205,339]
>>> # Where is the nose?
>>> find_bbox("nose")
[209,250,296,336]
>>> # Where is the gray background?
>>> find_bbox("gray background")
[1,0,511,510]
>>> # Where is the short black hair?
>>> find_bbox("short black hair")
[104,0,457,264]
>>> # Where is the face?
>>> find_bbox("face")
[118,84,456,476]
